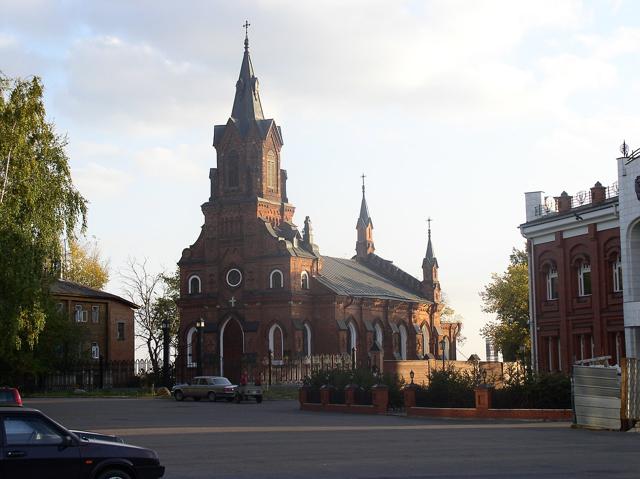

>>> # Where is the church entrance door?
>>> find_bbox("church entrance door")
[221,318,244,384]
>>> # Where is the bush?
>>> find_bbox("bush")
[492,370,570,409]
[415,367,478,408]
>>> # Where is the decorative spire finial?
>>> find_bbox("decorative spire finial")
[243,20,251,51]
[621,140,629,157]
[361,173,366,196]
[427,217,432,238]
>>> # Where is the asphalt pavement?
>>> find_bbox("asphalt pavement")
[25,397,640,479]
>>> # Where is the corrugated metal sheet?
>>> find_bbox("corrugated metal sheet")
[573,365,620,430]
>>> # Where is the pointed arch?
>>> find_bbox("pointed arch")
[188,275,201,294]
[268,323,285,364]
[421,323,430,358]
[269,269,284,288]
[186,326,197,368]
[219,315,245,377]
[301,271,310,290]
[374,322,383,349]
[303,323,312,356]
[347,321,358,353]
[443,336,450,360]
[399,324,408,360]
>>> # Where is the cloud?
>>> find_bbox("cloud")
[134,145,210,182]
[73,162,132,200]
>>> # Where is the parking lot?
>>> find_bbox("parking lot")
[26,397,640,478]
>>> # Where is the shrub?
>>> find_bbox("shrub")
[415,367,477,408]
[492,371,570,409]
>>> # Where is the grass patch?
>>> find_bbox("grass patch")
[263,385,299,401]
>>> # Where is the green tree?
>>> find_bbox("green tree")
[0,74,87,370]
[480,248,530,362]
[64,237,110,289]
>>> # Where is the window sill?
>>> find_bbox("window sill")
[573,296,592,309]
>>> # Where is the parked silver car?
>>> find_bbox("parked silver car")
[171,376,237,402]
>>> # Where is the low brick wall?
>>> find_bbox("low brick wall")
[405,385,573,421]
[299,385,388,415]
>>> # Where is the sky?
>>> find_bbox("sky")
[3,0,640,360]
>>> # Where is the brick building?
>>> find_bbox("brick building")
[520,182,624,373]
[50,279,137,362]
[177,33,459,382]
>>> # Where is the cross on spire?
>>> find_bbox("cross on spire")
[243,20,251,50]
[427,217,432,234]
[361,173,366,196]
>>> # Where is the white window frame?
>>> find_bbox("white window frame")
[268,324,284,364]
[301,271,309,290]
[399,324,408,360]
[91,342,99,359]
[578,263,592,297]
[91,305,99,323]
[546,267,558,300]
[75,305,87,323]
[186,327,197,368]
[188,275,201,294]
[269,269,284,288]
[613,256,623,292]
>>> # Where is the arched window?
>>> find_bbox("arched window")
[186,327,197,368]
[269,269,284,288]
[266,150,277,190]
[303,323,312,356]
[546,266,558,300]
[613,255,623,292]
[269,324,284,364]
[347,322,357,353]
[443,337,450,360]
[225,151,239,188]
[399,324,408,360]
[374,323,383,349]
[421,323,430,357]
[188,275,201,294]
[301,271,310,290]
[578,262,592,296]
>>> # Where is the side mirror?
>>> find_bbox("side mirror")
[62,435,75,447]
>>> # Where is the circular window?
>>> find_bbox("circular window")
[226,268,243,288]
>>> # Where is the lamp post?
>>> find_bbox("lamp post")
[440,338,447,370]
[409,369,415,385]
[196,319,205,377]
[161,319,170,388]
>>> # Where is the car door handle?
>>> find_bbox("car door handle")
[6,450,26,458]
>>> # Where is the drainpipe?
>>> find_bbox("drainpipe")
[527,240,538,372]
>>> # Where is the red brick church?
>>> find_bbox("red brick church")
[176,32,459,382]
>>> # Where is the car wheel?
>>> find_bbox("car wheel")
[174,390,184,401]
[97,468,132,479]
[256,395,263,403]
[207,391,216,402]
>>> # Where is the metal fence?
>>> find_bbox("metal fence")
[257,354,352,386]
[39,359,169,391]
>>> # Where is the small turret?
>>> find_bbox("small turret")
[302,216,320,255]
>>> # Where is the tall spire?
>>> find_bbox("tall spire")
[425,217,436,265]
[356,174,375,258]
[357,173,372,228]
[231,20,264,129]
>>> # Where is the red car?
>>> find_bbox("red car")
[0,388,22,407]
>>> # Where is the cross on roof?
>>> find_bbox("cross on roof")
[243,20,250,38]
[361,173,366,195]
[427,217,432,231]
[229,296,237,307]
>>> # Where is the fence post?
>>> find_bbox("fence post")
[268,350,272,387]
[99,355,104,389]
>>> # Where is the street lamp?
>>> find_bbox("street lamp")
[440,338,447,370]
[161,319,170,388]
[409,369,415,385]
[196,319,205,377]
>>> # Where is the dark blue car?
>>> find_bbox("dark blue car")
[0,407,164,479]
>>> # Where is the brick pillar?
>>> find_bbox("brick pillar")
[298,386,310,408]
[475,386,493,411]
[403,385,417,408]
[345,384,357,406]
[590,181,606,204]
[371,384,388,414]
[555,191,572,213]
[320,385,333,406]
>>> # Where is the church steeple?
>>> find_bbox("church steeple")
[422,218,441,302]
[356,174,375,258]
[231,21,264,130]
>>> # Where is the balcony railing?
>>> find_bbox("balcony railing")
[534,181,618,218]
